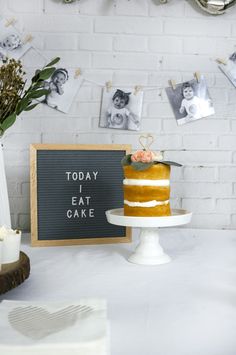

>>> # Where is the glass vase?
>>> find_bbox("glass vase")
[0,137,11,227]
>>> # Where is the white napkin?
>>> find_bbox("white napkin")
[0,299,109,355]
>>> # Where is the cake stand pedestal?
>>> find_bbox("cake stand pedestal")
[106,208,192,266]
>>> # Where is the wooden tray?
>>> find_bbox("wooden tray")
[0,252,30,295]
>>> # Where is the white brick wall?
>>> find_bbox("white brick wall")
[1,0,236,230]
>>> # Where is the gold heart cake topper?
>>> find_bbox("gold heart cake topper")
[138,134,154,151]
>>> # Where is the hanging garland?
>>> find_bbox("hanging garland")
[194,0,236,15]
[61,0,236,15]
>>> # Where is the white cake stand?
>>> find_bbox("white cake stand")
[106,208,192,266]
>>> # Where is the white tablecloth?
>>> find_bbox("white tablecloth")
[1,228,236,355]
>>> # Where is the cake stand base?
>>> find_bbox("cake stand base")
[106,208,192,266]
[128,228,171,265]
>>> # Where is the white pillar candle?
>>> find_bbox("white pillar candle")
[0,226,21,264]
[0,239,3,271]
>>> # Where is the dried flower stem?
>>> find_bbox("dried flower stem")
[0,57,60,136]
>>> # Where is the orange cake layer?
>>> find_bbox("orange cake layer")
[124,203,171,217]
[124,185,170,202]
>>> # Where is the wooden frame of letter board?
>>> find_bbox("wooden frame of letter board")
[30,144,132,247]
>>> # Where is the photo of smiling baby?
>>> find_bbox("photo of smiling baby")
[99,87,143,131]
[219,51,236,88]
[41,68,83,113]
[0,18,32,61]
[165,76,215,125]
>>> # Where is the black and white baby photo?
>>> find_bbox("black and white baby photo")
[219,52,236,88]
[165,76,215,125]
[0,18,32,61]
[41,68,83,114]
[99,88,143,131]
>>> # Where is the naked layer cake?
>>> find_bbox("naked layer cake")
[122,148,181,217]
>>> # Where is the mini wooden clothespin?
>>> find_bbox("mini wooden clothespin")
[216,58,227,66]
[74,68,82,79]
[133,85,142,96]
[23,34,33,44]
[194,71,201,83]
[105,81,112,92]
[168,79,176,90]
[5,17,17,27]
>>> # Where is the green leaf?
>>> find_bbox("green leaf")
[131,162,154,171]
[38,67,56,80]
[24,103,39,111]
[0,125,4,137]
[156,160,182,167]
[45,57,60,67]
[32,80,45,89]
[28,89,49,99]
[35,69,40,75]
[121,154,132,166]
[31,69,42,83]
[1,113,17,132]
[16,97,31,115]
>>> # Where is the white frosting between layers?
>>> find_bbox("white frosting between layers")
[123,179,170,187]
[124,200,170,208]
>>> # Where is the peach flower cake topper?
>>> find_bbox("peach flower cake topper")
[121,134,182,171]
[131,150,155,163]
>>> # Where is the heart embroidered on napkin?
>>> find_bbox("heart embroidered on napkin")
[8,304,92,340]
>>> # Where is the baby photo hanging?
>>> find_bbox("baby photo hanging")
[165,76,215,125]
[0,18,32,62]
[218,52,236,88]
[40,68,83,113]
[99,87,143,131]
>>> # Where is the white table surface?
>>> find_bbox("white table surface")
[1,228,236,355]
